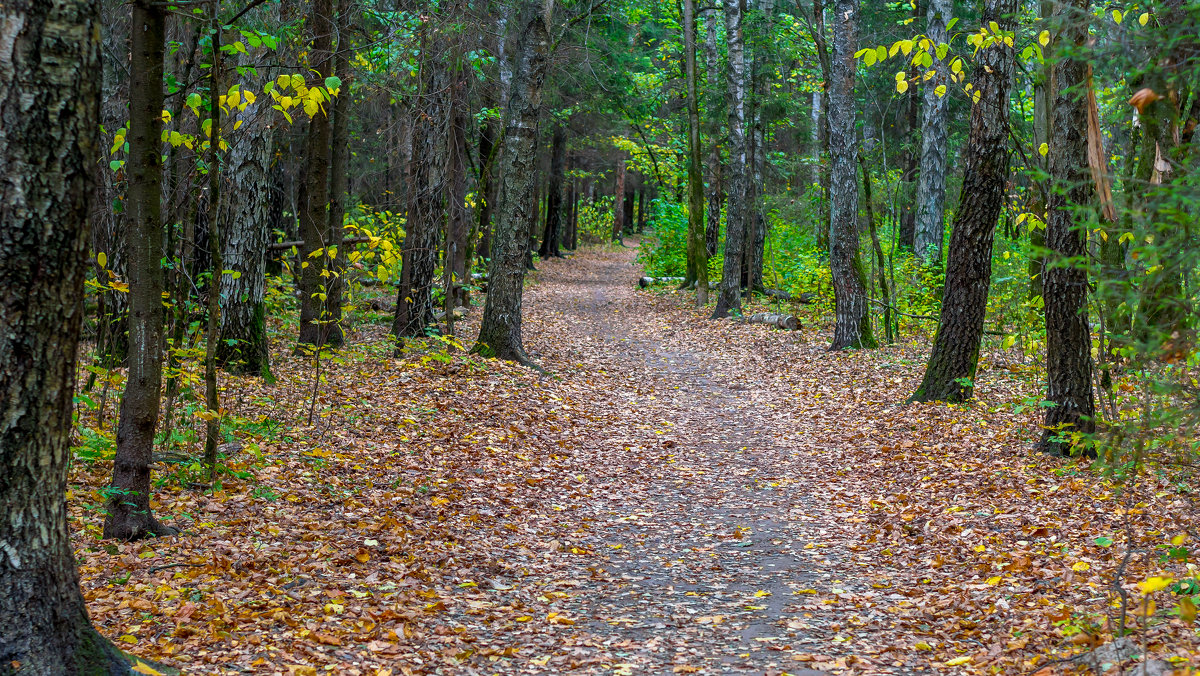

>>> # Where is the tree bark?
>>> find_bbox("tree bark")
[1040,0,1096,455]
[473,0,554,365]
[911,0,1017,403]
[322,0,352,347]
[612,160,626,243]
[217,54,274,378]
[0,0,164,669]
[827,0,875,350]
[296,0,335,348]
[446,16,470,311]
[810,0,832,251]
[703,10,723,259]
[711,0,748,318]
[896,0,922,251]
[393,21,447,341]
[912,0,953,266]
[107,0,176,541]
[538,123,566,259]
[743,0,774,294]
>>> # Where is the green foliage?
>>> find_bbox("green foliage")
[576,196,616,244]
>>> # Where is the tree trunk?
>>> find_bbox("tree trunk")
[473,0,554,365]
[743,0,774,294]
[612,160,626,243]
[1040,0,1096,455]
[296,0,334,348]
[910,0,1017,403]
[0,0,159,668]
[107,0,175,541]
[217,54,274,378]
[703,10,723,260]
[827,0,875,350]
[810,0,832,251]
[322,0,352,347]
[896,0,922,251]
[446,19,470,312]
[539,123,567,259]
[1028,1,1052,301]
[477,99,498,262]
[912,0,953,266]
[393,24,448,341]
[711,0,748,318]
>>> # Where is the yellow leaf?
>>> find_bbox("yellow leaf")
[914,642,933,651]
[896,80,909,94]
[1038,142,1049,156]
[946,656,972,666]
[753,590,771,597]
[1038,30,1050,47]
[986,576,1002,585]
[97,252,107,268]
[355,548,371,563]
[1179,596,1197,624]
[1139,576,1175,594]
[1172,534,1187,546]
[431,496,450,507]
[1112,9,1122,24]
[1072,561,1090,572]
[530,656,550,666]
[1139,12,1149,25]
[118,635,138,644]
[131,662,164,675]
[515,616,532,622]
[935,84,947,98]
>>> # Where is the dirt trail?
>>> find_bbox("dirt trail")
[501,243,866,674]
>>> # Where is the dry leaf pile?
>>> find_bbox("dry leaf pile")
[69,243,1199,674]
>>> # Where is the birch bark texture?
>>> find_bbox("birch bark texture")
[711,0,748,319]
[827,0,875,350]
[912,0,953,266]
[0,0,160,668]
[474,0,554,365]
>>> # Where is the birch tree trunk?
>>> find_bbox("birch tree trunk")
[473,0,554,365]
[912,0,953,266]
[217,54,275,378]
[911,0,1017,403]
[711,0,748,318]
[827,0,875,350]
[1041,0,1096,455]
[0,0,162,668]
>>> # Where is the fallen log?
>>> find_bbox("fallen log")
[763,288,791,301]
[796,291,818,304]
[638,276,685,288]
[743,312,800,330]
[268,235,373,251]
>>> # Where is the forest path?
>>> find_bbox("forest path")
[503,243,878,675]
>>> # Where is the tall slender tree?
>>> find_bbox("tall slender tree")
[106,0,176,541]
[912,0,953,266]
[682,0,709,304]
[1040,0,1095,455]
[474,0,555,364]
[910,0,1018,403]
[827,0,875,350]
[711,0,748,318]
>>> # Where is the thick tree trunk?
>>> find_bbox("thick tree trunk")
[473,0,554,365]
[912,0,953,266]
[476,98,498,262]
[1028,3,1052,301]
[810,0,832,251]
[0,0,156,669]
[296,0,334,348]
[1040,0,1096,455]
[827,0,875,350]
[538,123,566,259]
[393,25,447,341]
[910,0,1017,403]
[711,0,748,318]
[107,0,175,541]
[217,54,274,378]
